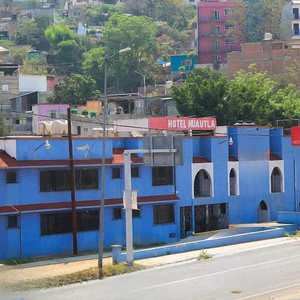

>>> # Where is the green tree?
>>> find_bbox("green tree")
[123,0,195,31]
[222,68,277,125]
[85,4,122,26]
[49,74,99,104]
[56,39,81,63]
[45,24,76,45]
[45,24,81,63]
[156,21,190,54]
[15,15,52,50]
[232,0,286,42]
[20,58,47,75]
[171,66,300,126]
[16,19,39,46]
[102,13,157,92]
[171,68,229,123]
[0,115,11,136]
[35,15,53,50]
[223,67,300,125]
[10,46,31,65]
[82,47,105,89]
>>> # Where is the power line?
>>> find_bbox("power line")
[0,107,290,138]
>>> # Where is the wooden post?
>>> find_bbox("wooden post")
[68,107,78,255]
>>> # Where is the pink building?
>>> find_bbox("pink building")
[197,0,243,65]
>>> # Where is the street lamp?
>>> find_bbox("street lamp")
[134,71,146,97]
[98,47,131,279]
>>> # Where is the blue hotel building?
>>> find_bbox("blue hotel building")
[0,125,299,260]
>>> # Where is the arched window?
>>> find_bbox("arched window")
[229,168,237,196]
[258,200,269,223]
[194,169,212,198]
[271,167,282,193]
[259,201,268,210]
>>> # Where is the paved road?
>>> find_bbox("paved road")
[8,241,300,300]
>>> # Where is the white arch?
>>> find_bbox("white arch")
[192,163,214,199]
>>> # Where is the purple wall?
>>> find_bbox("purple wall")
[33,104,69,125]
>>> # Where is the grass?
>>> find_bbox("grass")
[0,258,34,266]
[0,40,16,48]
[3,263,145,292]
[231,290,242,294]
[284,231,300,238]
[197,250,212,261]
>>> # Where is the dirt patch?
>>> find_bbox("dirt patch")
[1,264,145,292]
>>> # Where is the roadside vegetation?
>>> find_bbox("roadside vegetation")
[2,264,145,292]
[284,231,300,238]
[197,250,212,261]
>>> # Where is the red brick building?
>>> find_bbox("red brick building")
[227,40,300,83]
[197,0,244,65]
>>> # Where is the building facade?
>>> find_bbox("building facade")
[227,40,300,81]
[197,0,243,65]
[0,124,299,260]
[292,0,300,39]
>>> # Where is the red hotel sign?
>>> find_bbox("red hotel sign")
[149,117,217,131]
[291,126,300,146]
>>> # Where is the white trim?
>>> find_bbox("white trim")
[228,161,240,196]
[192,163,214,199]
[269,161,284,193]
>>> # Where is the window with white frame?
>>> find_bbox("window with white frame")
[229,168,237,196]
[271,167,282,193]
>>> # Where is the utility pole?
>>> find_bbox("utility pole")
[123,148,176,265]
[134,71,146,97]
[98,47,131,279]
[67,107,78,255]
[98,55,108,279]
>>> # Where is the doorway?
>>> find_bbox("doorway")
[180,206,192,238]
[194,204,229,233]
[258,201,269,223]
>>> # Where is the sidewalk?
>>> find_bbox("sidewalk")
[0,237,296,286]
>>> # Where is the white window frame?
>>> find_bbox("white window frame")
[269,161,284,193]
[228,162,240,196]
[192,163,214,199]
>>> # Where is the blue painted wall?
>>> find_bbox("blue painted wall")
[1,127,299,260]
[170,54,197,72]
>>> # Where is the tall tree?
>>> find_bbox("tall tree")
[172,66,300,126]
[84,4,122,26]
[171,68,229,123]
[35,15,52,50]
[16,19,39,46]
[82,47,105,90]
[49,74,99,105]
[123,0,195,31]
[0,115,11,137]
[102,13,157,92]
[45,24,81,63]
[232,0,287,42]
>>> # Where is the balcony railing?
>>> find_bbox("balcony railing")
[198,16,225,23]
[199,45,237,53]
[199,31,225,37]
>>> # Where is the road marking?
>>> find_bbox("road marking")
[238,281,300,299]
[139,253,300,291]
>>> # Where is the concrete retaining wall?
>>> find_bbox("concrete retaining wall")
[278,211,300,226]
[112,226,290,263]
